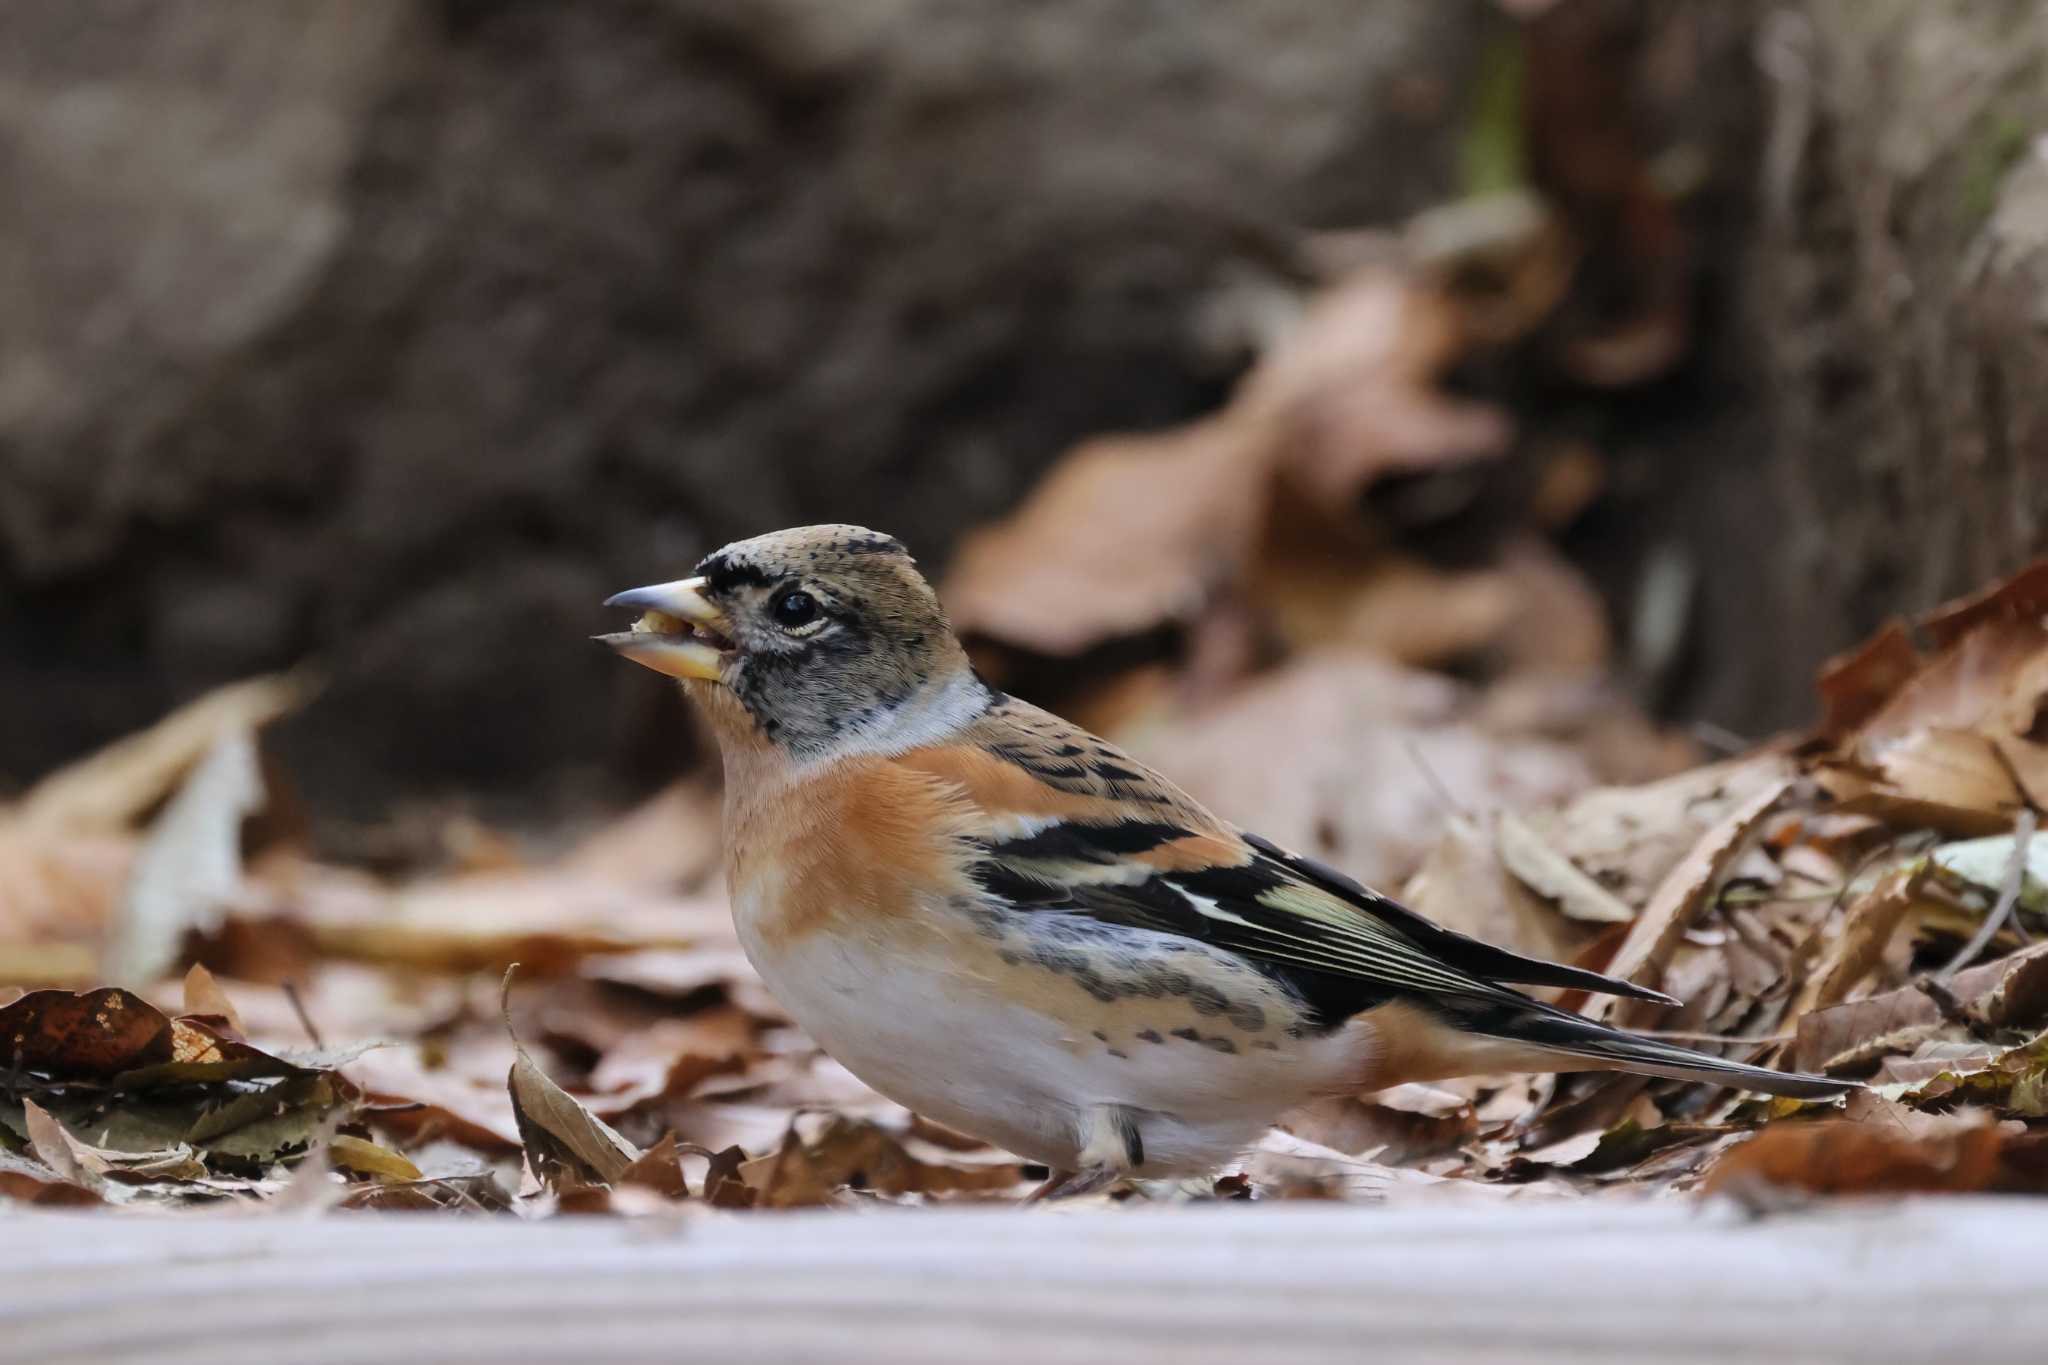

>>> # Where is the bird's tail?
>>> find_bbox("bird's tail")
[1453,998,1854,1101]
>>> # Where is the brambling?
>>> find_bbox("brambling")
[600,525,1849,1194]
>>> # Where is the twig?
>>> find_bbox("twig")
[1939,807,2037,980]
[281,979,325,1050]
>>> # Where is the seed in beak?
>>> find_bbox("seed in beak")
[632,610,686,636]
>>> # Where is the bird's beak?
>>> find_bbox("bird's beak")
[596,577,732,682]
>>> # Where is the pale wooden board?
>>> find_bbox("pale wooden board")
[2,1197,2043,1364]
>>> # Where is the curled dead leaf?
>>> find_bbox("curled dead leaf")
[501,967,641,1191]
[1702,1114,2036,1197]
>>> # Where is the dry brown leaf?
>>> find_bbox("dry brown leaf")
[12,673,308,835]
[266,865,736,972]
[1593,776,1792,1026]
[1852,619,2048,755]
[1494,811,1635,924]
[1239,269,1510,506]
[346,1047,521,1151]
[742,1116,1023,1208]
[1701,1114,2028,1197]
[1516,753,1799,916]
[1868,729,2023,827]
[1794,942,2048,1074]
[509,1047,642,1190]
[1403,815,1597,975]
[0,1149,103,1207]
[0,986,174,1077]
[1121,655,1592,889]
[1815,620,1922,741]
[944,416,1263,658]
[1918,557,2048,649]
[615,1132,690,1200]
[0,829,134,978]
[22,1099,93,1189]
[180,963,244,1034]
[503,968,642,1190]
[1781,865,1934,1030]
[945,270,1508,664]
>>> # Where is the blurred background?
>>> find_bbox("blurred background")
[4,0,2044,853]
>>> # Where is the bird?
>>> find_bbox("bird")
[598,524,1852,1196]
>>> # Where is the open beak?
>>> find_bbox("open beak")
[596,577,733,681]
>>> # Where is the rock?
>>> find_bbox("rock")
[0,0,1482,820]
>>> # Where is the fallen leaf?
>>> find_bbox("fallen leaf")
[102,726,267,988]
[502,969,642,1190]
[944,416,1262,658]
[0,1148,102,1206]
[1593,776,1791,1023]
[1403,815,1596,974]
[269,868,735,973]
[1121,655,1593,890]
[181,963,245,1034]
[11,673,308,836]
[1240,269,1511,506]
[742,1116,1023,1208]
[1701,1114,2031,1197]
[1816,621,1922,741]
[1495,810,1635,923]
[1781,864,1933,1028]
[616,1131,690,1199]
[329,1134,424,1183]
[1514,752,1799,915]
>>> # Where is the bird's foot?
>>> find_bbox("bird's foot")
[1024,1166,1121,1203]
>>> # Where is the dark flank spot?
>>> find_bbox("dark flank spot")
[998,949,1020,966]
[1188,985,1229,1017]
[1230,1004,1268,1033]
[1253,1040,1280,1051]
[1137,1029,1164,1044]
[1201,1037,1238,1054]
[1107,1048,1129,1060]
[1170,1027,1201,1043]
[1053,743,1086,757]
[1089,762,1147,783]
[1284,1025,1307,1039]
[1091,1030,1109,1042]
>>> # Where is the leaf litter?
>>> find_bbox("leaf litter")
[6,47,2048,1214]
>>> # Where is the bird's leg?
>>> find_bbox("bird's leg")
[1025,1105,1143,1203]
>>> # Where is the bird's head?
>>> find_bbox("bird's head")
[599,525,985,761]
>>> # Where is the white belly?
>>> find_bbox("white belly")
[732,897,1365,1175]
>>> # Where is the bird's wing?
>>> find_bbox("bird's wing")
[896,696,1675,1027]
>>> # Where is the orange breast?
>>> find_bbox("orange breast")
[727,757,980,954]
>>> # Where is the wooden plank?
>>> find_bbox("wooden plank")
[1,1197,2042,1364]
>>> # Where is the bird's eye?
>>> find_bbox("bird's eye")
[771,589,820,631]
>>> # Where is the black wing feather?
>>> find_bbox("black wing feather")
[1240,833,1680,1008]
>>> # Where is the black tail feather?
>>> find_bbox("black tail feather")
[1463,998,1856,1101]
